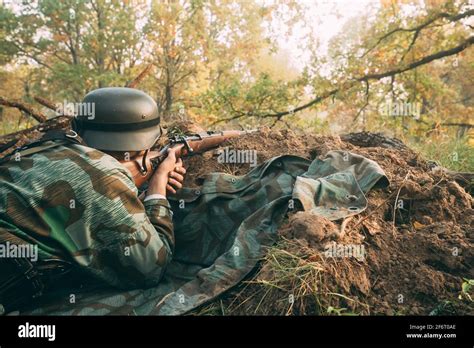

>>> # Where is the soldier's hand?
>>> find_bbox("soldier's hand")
[148,145,186,197]
[166,158,186,194]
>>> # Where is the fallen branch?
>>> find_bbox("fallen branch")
[0,96,47,123]
[353,191,398,229]
[210,88,340,126]
[0,116,71,154]
[33,96,58,112]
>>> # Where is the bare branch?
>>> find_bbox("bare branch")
[400,29,420,62]
[33,96,57,112]
[210,87,341,125]
[438,122,474,128]
[126,63,153,88]
[33,96,77,117]
[0,97,47,123]
[359,36,474,81]
[353,80,370,122]
[360,9,474,58]
[214,35,474,124]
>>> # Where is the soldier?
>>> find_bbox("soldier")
[0,87,185,313]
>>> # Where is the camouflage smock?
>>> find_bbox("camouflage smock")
[0,143,174,289]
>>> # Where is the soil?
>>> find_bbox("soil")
[1,121,472,315]
[183,126,473,315]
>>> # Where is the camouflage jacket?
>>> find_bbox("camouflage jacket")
[0,143,174,289]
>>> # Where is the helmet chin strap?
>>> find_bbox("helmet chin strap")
[139,149,149,175]
[137,125,162,175]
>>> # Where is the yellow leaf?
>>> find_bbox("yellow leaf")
[413,221,426,230]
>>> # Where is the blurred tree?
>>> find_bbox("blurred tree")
[0,0,148,101]
[0,0,306,126]
[291,0,474,138]
[0,0,472,138]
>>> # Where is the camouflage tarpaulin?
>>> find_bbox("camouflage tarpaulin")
[25,150,388,315]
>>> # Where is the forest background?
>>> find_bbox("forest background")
[0,0,472,171]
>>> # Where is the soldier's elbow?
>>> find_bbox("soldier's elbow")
[134,246,173,289]
[109,249,171,290]
[142,248,173,288]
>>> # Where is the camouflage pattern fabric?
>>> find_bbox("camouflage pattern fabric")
[293,151,389,220]
[2,146,387,315]
[0,143,174,290]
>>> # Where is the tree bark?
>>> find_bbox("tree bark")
[0,97,47,123]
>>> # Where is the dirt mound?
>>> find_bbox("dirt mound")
[189,127,473,315]
[183,127,319,186]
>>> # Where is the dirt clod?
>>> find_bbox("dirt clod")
[287,212,339,245]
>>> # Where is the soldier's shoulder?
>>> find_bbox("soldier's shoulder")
[0,142,134,189]
[67,144,134,181]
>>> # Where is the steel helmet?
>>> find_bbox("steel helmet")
[72,87,161,151]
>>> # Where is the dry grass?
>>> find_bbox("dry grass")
[194,237,370,316]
